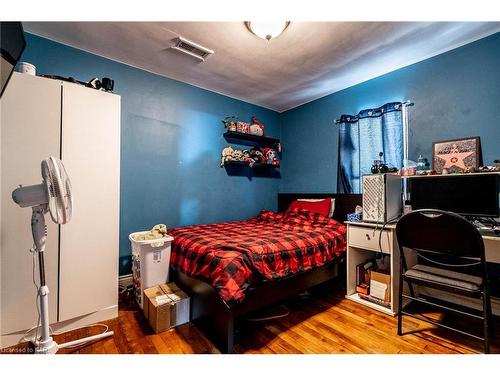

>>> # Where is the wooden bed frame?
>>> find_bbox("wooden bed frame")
[171,193,362,353]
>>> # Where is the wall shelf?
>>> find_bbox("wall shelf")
[222,160,280,169]
[221,130,281,173]
[223,131,280,146]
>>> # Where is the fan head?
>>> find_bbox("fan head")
[41,157,73,224]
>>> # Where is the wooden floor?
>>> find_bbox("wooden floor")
[6,284,499,354]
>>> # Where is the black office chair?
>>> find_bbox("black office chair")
[395,209,492,353]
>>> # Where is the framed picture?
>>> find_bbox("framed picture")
[432,136,480,174]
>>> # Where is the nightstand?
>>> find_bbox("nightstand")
[345,221,415,315]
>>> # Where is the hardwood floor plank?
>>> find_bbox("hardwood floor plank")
[5,286,499,354]
[150,334,172,354]
[175,324,219,354]
[103,337,119,354]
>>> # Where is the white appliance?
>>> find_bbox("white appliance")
[11,157,113,353]
[1,72,120,348]
[362,174,402,223]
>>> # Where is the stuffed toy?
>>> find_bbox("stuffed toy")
[222,116,238,132]
[222,147,258,166]
[232,150,244,161]
[236,121,250,134]
[262,147,280,166]
[221,146,235,166]
[250,147,267,164]
[242,150,255,167]
[250,116,265,136]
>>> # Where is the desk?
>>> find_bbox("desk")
[345,221,500,316]
[345,221,408,316]
[419,233,500,316]
[482,234,500,263]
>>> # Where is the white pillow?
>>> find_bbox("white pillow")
[297,198,336,218]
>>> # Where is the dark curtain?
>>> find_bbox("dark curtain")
[337,102,404,193]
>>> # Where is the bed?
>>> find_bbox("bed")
[170,193,362,353]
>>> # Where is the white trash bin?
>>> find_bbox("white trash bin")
[129,231,174,309]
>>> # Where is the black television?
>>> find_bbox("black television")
[0,22,26,98]
[409,174,500,218]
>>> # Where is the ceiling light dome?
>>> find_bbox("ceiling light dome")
[246,21,290,41]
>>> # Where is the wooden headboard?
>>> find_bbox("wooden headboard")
[278,193,362,223]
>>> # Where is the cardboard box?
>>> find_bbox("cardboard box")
[144,285,171,333]
[143,283,190,333]
[369,271,391,303]
[143,285,164,323]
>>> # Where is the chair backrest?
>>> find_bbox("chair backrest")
[396,209,486,265]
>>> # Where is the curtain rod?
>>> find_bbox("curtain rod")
[334,100,414,124]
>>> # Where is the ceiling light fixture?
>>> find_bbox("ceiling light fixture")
[245,21,290,41]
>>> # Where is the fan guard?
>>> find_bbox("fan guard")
[41,156,72,224]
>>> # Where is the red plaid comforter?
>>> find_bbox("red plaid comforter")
[169,209,347,304]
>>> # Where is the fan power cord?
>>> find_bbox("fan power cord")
[51,323,110,350]
[22,322,111,350]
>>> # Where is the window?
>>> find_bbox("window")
[337,102,410,193]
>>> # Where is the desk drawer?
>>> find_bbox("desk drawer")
[348,226,392,254]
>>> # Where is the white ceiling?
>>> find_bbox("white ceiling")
[24,22,500,112]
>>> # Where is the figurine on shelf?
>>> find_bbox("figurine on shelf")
[262,147,280,166]
[222,116,238,132]
[250,116,265,136]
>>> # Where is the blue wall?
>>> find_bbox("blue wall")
[279,32,500,193]
[21,33,281,275]
[21,31,500,274]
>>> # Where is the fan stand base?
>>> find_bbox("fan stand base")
[33,330,115,354]
[35,338,58,354]
[30,208,115,354]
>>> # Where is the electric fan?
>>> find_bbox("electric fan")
[12,156,113,354]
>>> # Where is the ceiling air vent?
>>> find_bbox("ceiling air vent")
[171,37,214,62]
